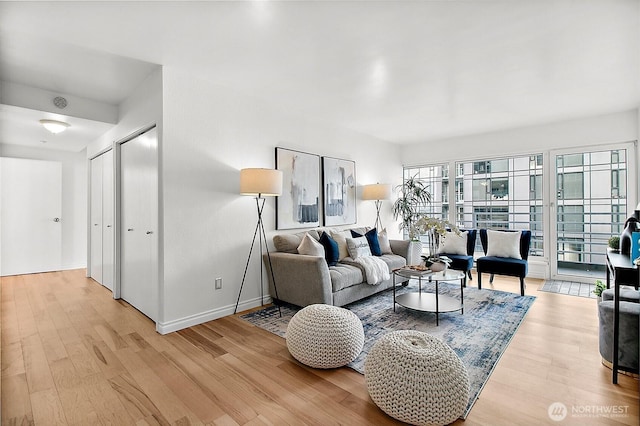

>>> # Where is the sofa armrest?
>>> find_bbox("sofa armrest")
[263,252,333,307]
[389,239,410,261]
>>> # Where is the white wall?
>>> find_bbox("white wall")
[400,110,638,165]
[159,66,403,332]
[0,144,87,270]
[87,68,163,158]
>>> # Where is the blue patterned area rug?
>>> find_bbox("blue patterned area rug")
[241,282,536,418]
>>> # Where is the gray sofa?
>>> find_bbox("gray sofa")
[263,227,410,307]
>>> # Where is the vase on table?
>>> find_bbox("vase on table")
[407,241,423,266]
[620,217,639,255]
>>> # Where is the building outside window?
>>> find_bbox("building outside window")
[404,146,631,279]
[456,155,544,256]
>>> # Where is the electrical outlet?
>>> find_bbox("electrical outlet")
[215,277,223,290]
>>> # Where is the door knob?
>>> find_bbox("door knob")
[94,223,99,226]
[107,225,112,228]
[53,218,61,222]
[146,231,153,235]
[127,228,134,231]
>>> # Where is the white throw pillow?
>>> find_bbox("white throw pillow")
[486,230,522,259]
[297,233,325,257]
[378,228,393,254]
[438,231,468,256]
[331,230,352,260]
[346,236,372,259]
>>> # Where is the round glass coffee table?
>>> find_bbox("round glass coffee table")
[392,268,465,326]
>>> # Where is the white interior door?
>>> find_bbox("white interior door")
[102,150,114,291]
[120,128,158,321]
[1,157,62,276]
[90,154,103,283]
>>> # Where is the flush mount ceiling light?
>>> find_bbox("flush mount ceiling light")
[39,119,70,134]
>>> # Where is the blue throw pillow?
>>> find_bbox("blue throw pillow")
[351,228,382,256]
[319,232,339,266]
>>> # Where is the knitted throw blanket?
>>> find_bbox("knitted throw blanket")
[349,256,390,285]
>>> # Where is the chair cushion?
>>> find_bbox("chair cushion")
[602,287,640,302]
[479,229,531,260]
[477,256,528,278]
[445,254,474,272]
[438,231,468,256]
[486,230,522,259]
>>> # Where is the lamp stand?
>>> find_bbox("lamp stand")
[373,199,383,231]
[234,195,281,316]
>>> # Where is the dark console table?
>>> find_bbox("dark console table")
[605,251,639,384]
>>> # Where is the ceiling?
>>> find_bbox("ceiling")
[0,0,638,152]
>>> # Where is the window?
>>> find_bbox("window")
[557,172,584,199]
[558,205,584,233]
[456,154,544,257]
[401,164,449,239]
[555,148,630,274]
[405,144,632,270]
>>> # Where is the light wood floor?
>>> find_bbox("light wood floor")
[1,269,638,425]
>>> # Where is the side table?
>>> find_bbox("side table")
[605,251,639,384]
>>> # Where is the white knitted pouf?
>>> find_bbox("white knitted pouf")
[365,330,470,426]
[286,304,365,369]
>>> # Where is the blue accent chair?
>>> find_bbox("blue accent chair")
[477,229,531,296]
[439,229,476,287]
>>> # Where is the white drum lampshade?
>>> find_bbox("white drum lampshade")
[240,168,283,197]
[362,183,391,201]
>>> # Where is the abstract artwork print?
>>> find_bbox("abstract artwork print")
[276,148,321,229]
[322,156,356,226]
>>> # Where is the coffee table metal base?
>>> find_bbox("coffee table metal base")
[392,269,465,326]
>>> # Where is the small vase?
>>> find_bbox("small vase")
[430,262,446,273]
[620,217,639,255]
[408,241,423,266]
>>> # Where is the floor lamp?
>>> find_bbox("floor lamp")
[362,183,392,231]
[235,168,283,316]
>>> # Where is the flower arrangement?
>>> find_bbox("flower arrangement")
[413,215,460,266]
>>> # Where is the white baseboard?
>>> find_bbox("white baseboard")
[155,295,273,335]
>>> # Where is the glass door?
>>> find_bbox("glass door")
[550,143,636,282]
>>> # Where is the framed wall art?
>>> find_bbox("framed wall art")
[322,156,357,226]
[275,147,321,229]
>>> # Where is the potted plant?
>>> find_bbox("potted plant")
[392,175,432,264]
[392,175,432,240]
[414,215,460,271]
[608,236,620,252]
[593,279,606,303]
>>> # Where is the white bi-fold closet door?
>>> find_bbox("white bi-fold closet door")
[120,127,159,322]
[90,149,114,290]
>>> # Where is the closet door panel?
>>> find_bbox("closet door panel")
[120,129,158,321]
[102,150,114,291]
[90,155,103,283]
